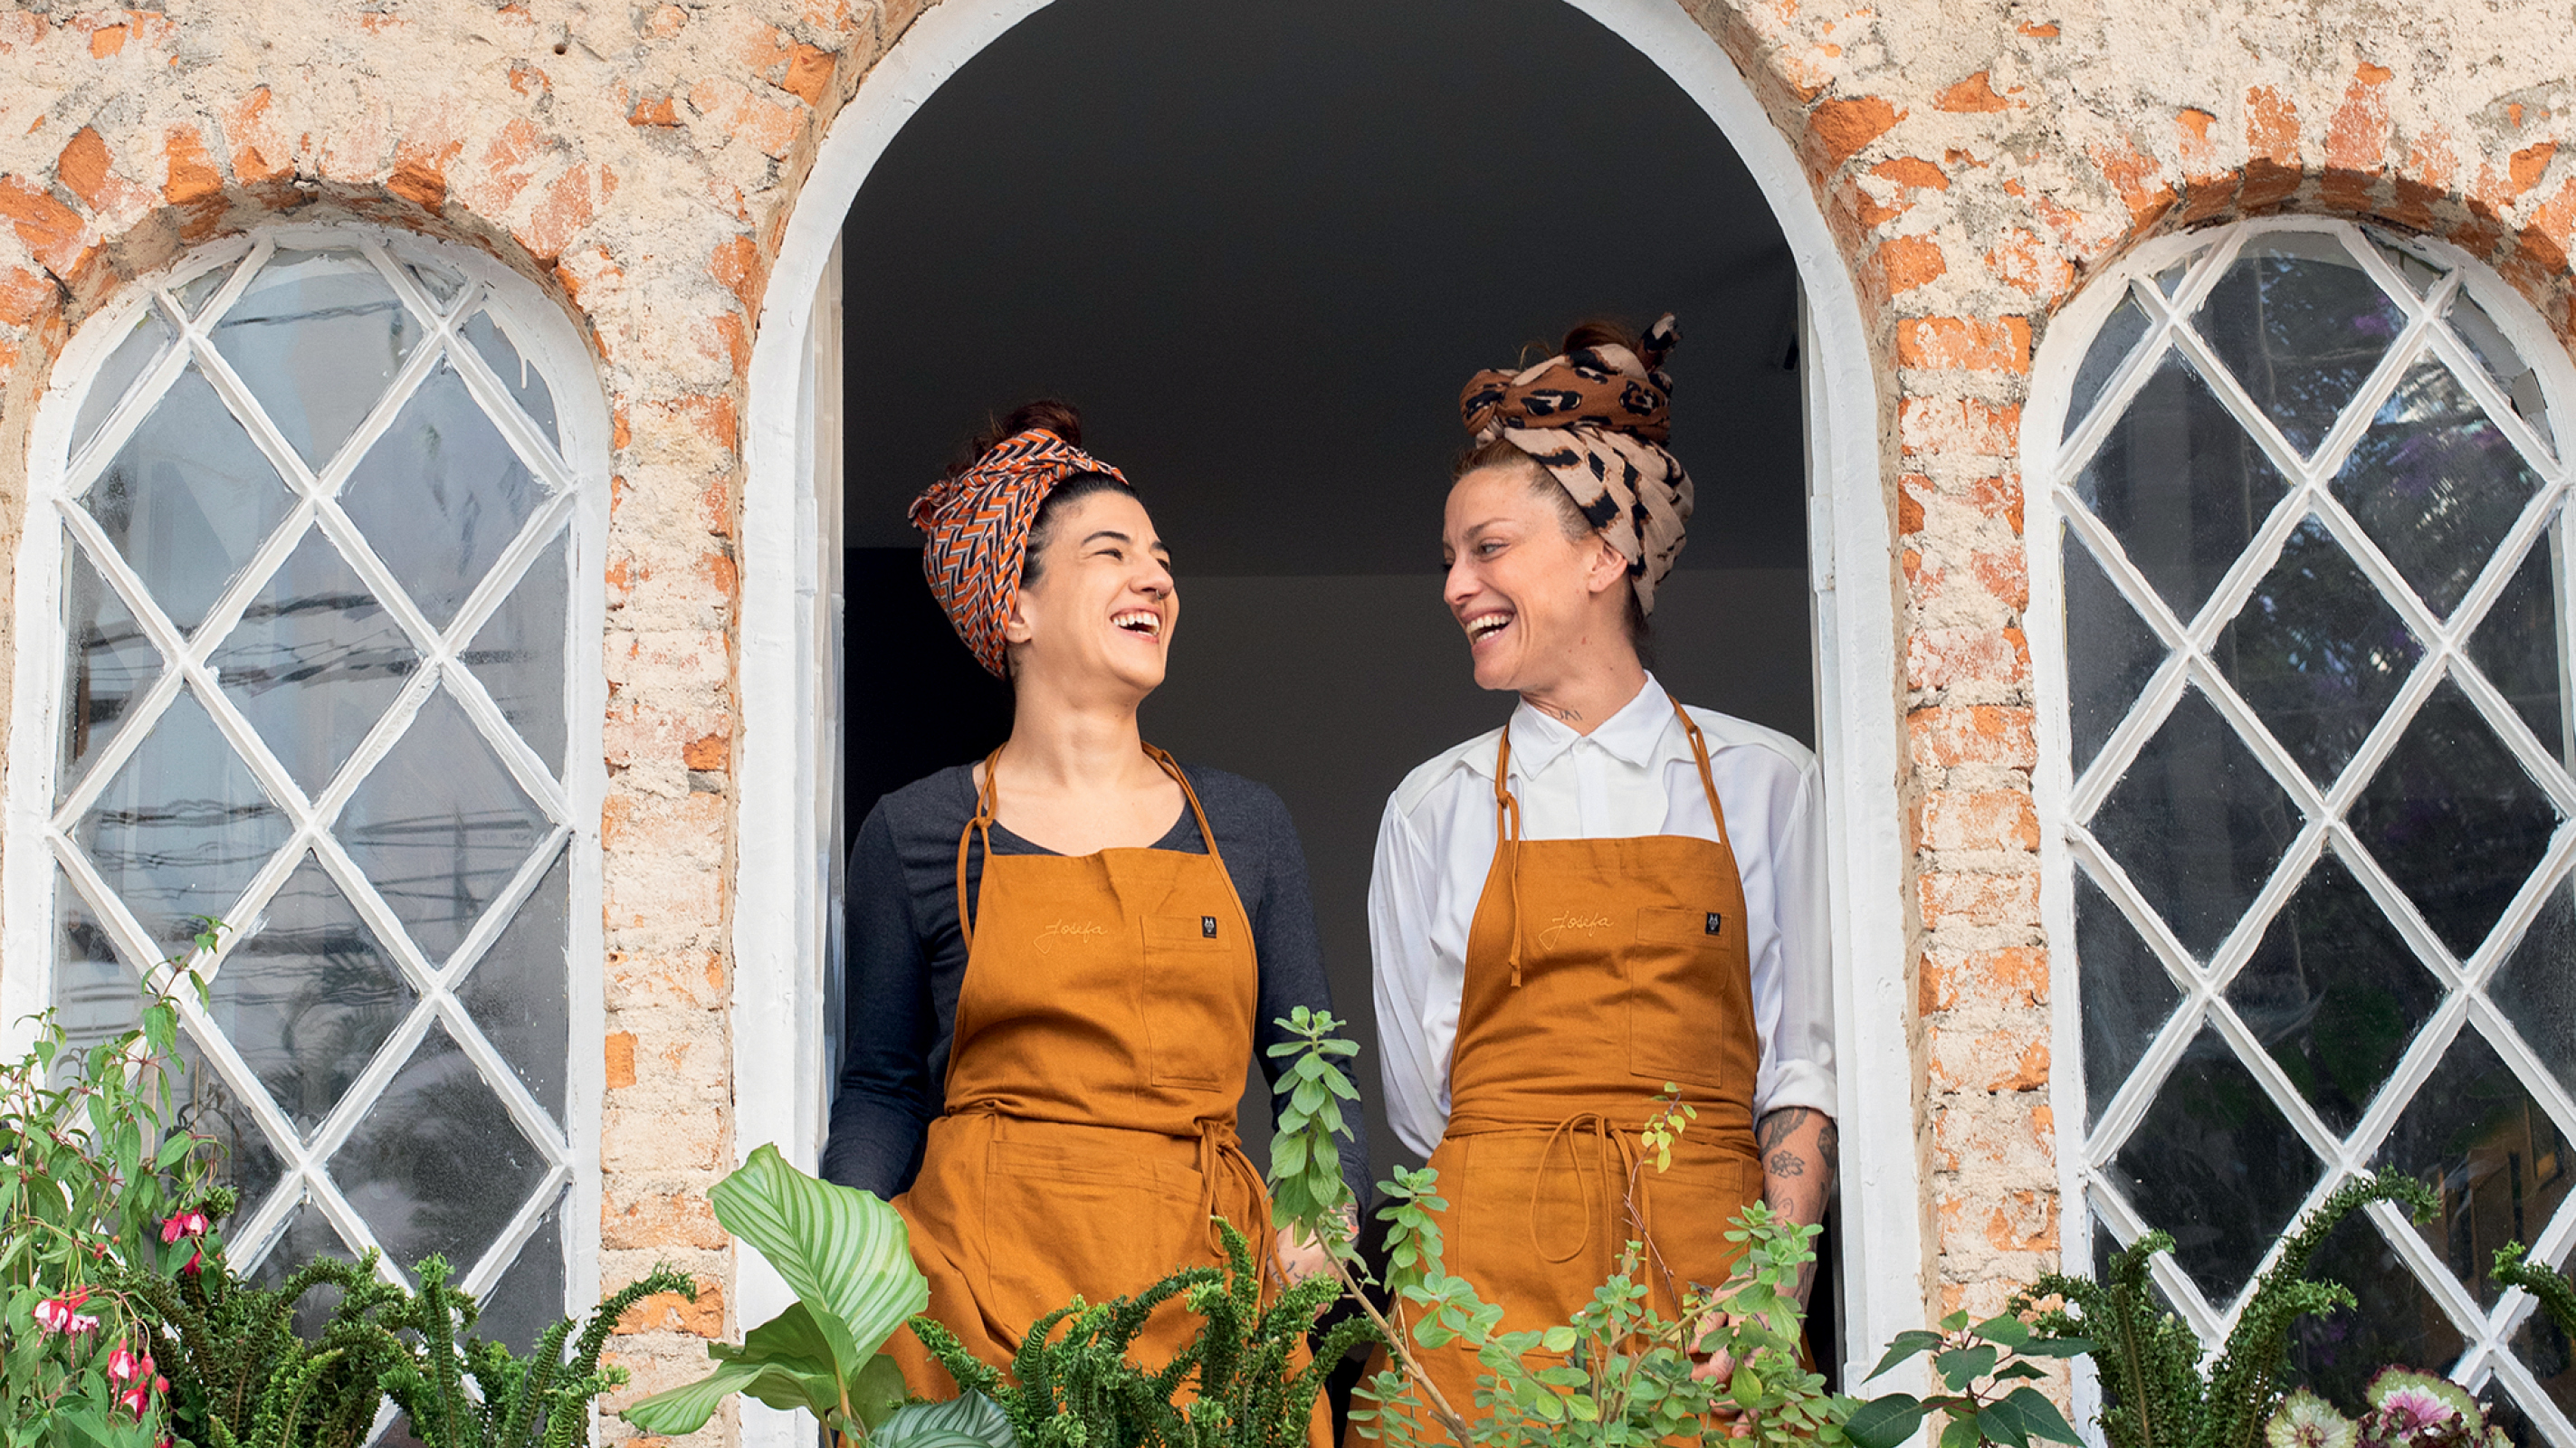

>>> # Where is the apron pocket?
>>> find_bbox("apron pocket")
[1140,913,1234,1088]
[1627,905,1731,1090]
[977,1138,1205,1356]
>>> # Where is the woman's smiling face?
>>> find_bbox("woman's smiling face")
[1006,488,1178,699]
[1441,461,1628,695]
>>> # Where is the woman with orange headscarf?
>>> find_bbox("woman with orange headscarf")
[821,401,1363,1430]
[1366,318,1837,1437]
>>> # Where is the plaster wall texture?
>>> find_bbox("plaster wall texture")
[0,0,2573,1436]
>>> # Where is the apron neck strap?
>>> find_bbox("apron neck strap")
[1493,726,1526,985]
[1666,698,1734,853]
[953,743,1224,951]
[1142,744,1227,871]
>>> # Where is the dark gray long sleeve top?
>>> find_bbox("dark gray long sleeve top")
[822,760,1372,1209]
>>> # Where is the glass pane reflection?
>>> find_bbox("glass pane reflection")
[72,306,172,458]
[2493,877,2576,1101]
[458,850,569,1124]
[329,1021,548,1278]
[2078,867,2180,1129]
[2065,291,2151,442]
[2075,348,2292,622]
[72,688,288,958]
[59,543,162,805]
[84,365,295,636]
[2467,537,2569,766]
[2333,359,2543,622]
[2380,1024,2573,1309]
[2089,688,2300,962]
[462,529,567,773]
[341,357,544,630]
[2227,852,2438,1137]
[336,690,549,966]
[2194,233,2404,459]
[2064,529,2170,777]
[2349,681,2561,959]
[210,249,422,471]
[211,853,415,1136]
[208,526,417,796]
[461,310,558,449]
[2214,517,2423,786]
[2104,1020,2322,1302]
[2286,1207,2470,1406]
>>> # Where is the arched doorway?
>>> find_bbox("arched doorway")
[737,5,1912,1439]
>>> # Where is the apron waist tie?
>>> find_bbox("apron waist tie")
[1529,1110,1652,1269]
[1194,1119,1275,1291]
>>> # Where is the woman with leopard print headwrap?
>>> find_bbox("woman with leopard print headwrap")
[820,400,1359,1438]
[1364,318,1838,1432]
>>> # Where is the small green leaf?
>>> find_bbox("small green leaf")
[1541,1326,1578,1354]
[1935,1344,1999,1389]
[1842,1395,1929,1448]
[2001,1386,2084,1445]
[1867,1330,1947,1381]
[1974,1313,2031,1349]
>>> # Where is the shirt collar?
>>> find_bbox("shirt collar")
[1502,673,1674,776]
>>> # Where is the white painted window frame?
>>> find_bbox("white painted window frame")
[733,7,1918,1443]
[2027,215,2576,1443]
[2,222,613,1326]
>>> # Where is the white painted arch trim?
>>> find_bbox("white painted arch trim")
[734,2,1915,1434]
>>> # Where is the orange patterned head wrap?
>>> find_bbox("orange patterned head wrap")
[909,426,1132,677]
[1457,314,1693,614]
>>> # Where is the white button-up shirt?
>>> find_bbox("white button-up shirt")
[1368,674,1837,1158]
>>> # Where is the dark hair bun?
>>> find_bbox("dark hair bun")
[1559,319,1642,357]
[944,398,1085,480]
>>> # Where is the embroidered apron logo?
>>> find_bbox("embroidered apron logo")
[1034,919,1109,954]
[1536,911,1614,950]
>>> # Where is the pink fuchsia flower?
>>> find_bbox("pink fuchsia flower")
[159,1209,210,1244]
[182,1245,204,1276]
[116,1384,148,1417]
[2268,1388,2360,1448]
[67,1311,99,1335]
[109,1344,142,1384]
[33,1287,91,1334]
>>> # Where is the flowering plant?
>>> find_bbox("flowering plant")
[2264,1369,2507,1448]
[0,940,224,1448]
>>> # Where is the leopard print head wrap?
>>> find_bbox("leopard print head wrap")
[909,427,1132,677]
[1458,313,1693,614]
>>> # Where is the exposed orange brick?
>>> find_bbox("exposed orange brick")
[2177,108,2217,168]
[1895,316,2030,372]
[2247,85,2299,167]
[1918,943,2049,1014]
[682,732,729,771]
[1878,234,1946,292]
[387,134,460,212]
[606,1031,637,1089]
[630,95,680,128]
[2090,136,2177,229]
[1873,156,1950,191]
[1972,548,2028,610]
[2512,141,2557,197]
[782,43,835,106]
[1938,71,2013,113]
[710,233,760,314]
[520,163,597,262]
[225,86,291,185]
[1809,95,1902,169]
[0,177,88,277]
[162,125,222,205]
[89,23,124,58]
[2017,21,2058,36]
[1914,789,2039,853]
[55,126,110,210]
[1907,625,2030,691]
[1897,479,1926,535]
[507,61,549,97]
[1919,871,2040,931]
[1985,227,2073,300]
[643,3,688,38]
[603,1190,729,1251]
[1899,395,2019,456]
[1984,1191,2058,1252]
[2324,61,2394,175]
[618,1279,722,1338]
[710,311,749,373]
[1970,473,2025,534]
[0,264,51,328]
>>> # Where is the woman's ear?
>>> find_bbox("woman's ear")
[1002,586,1037,646]
[1585,533,1630,598]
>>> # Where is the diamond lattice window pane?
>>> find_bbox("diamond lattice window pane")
[171,1022,287,1221]
[2449,289,2556,458]
[2380,1025,2574,1309]
[72,306,172,458]
[2333,358,2544,622]
[211,852,416,1136]
[85,365,297,636]
[2286,1209,2471,1407]
[53,867,139,1055]
[2065,291,2151,442]
[2065,529,2170,776]
[2195,233,2406,459]
[2214,516,2425,786]
[2077,867,2180,1129]
[2075,348,2294,621]
[2469,536,2569,763]
[461,310,559,449]
[337,690,549,965]
[2370,235,2450,298]
[210,249,424,471]
[2104,1020,2323,1301]
[175,263,233,321]
[2226,852,2439,1136]
[245,1196,362,1329]
[2349,680,2562,958]
[59,542,162,805]
[329,1020,549,1277]
[209,526,419,796]
[2512,1315,2576,1419]
[2491,877,2576,1100]
[2090,688,2301,961]
[458,849,569,1124]
[463,529,567,774]
[469,1189,566,1354]
[341,357,545,631]
[72,687,289,957]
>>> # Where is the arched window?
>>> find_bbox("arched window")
[6,225,606,1349]
[2036,217,2576,1429]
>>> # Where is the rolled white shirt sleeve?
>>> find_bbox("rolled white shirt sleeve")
[1369,795,1455,1159]
[1749,755,1836,1120]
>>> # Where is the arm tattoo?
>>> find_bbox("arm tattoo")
[1766,1149,1804,1177]
[1818,1119,1840,1176]
[1756,1107,1815,1152]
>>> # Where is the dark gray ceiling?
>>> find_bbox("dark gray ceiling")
[839,0,1805,574]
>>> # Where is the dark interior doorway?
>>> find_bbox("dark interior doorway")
[835,0,1827,1382]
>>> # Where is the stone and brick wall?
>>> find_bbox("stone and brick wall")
[0,0,2573,1439]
